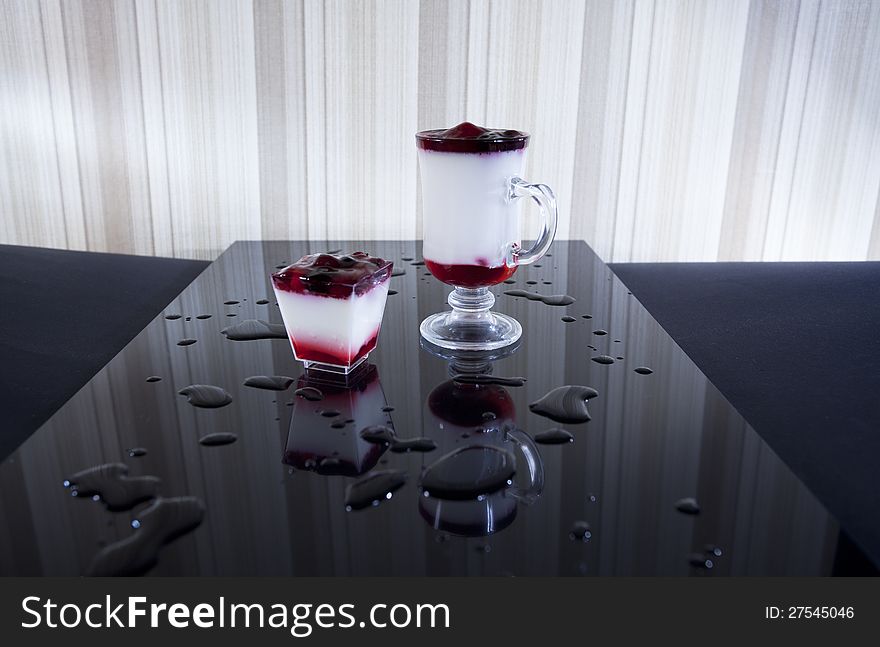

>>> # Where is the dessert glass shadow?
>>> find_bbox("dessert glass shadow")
[417,122,558,350]
[284,364,391,476]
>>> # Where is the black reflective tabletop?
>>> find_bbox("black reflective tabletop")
[0,241,870,576]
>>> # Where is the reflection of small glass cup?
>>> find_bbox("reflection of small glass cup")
[272,252,392,374]
[284,364,391,477]
[416,122,558,351]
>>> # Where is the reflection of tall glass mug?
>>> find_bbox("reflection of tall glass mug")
[417,122,558,350]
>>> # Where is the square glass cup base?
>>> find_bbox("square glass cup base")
[301,353,369,376]
[419,286,522,351]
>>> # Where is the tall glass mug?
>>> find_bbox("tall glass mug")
[416,122,558,350]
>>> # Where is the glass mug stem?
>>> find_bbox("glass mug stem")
[448,286,495,312]
[505,177,558,268]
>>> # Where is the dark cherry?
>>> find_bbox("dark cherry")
[416,122,529,153]
[272,251,392,299]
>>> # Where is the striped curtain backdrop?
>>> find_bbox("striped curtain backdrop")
[1,0,879,261]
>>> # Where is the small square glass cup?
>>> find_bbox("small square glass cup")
[271,253,393,374]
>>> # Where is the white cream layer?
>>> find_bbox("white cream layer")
[418,148,525,266]
[273,281,389,362]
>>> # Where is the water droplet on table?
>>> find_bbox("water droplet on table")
[178,385,233,408]
[389,437,437,453]
[503,290,575,306]
[675,497,700,515]
[64,463,160,511]
[88,497,205,576]
[569,521,592,542]
[534,428,574,445]
[243,375,295,391]
[344,470,407,511]
[221,319,287,341]
[529,386,598,424]
[199,433,238,447]
[295,387,324,401]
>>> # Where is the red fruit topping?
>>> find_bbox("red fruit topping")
[272,251,392,298]
[416,122,529,153]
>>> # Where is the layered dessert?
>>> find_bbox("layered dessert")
[417,122,529,287]
[271,252,392,372]
[284,365,390,477]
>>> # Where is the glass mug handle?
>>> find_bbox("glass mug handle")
[504,177,558,268]
[504,428,545,505]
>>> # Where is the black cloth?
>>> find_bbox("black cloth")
[610,261,880,569]
[0,244,209,457]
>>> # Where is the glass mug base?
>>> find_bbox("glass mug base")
[420,286,522,351]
